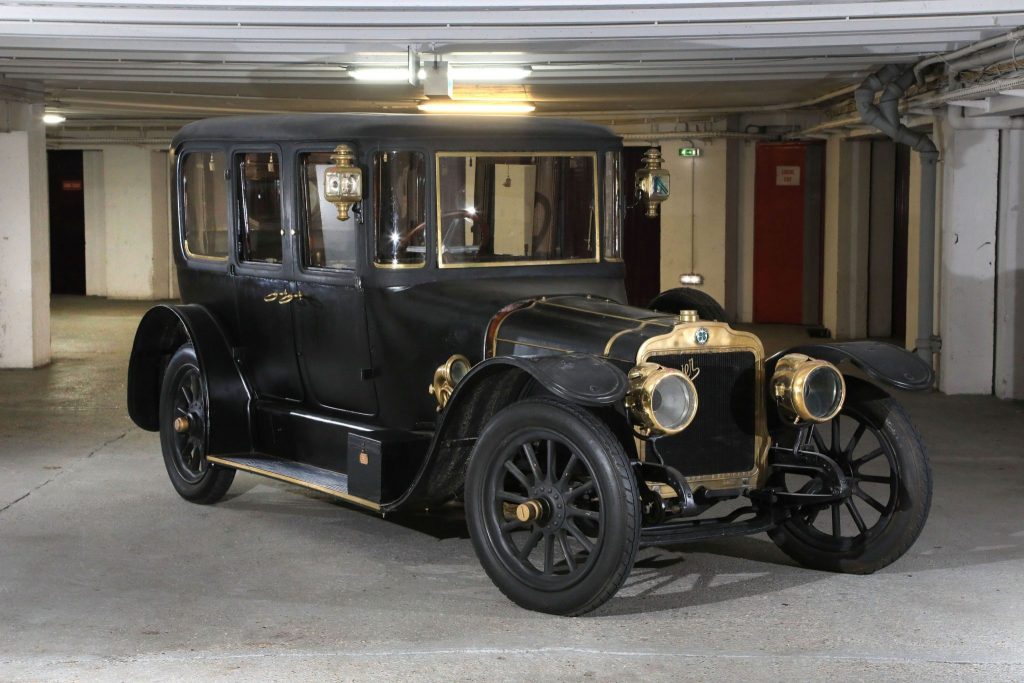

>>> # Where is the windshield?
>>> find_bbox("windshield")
[437,152,599,267]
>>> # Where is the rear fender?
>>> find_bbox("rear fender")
[127,304,252,454]
[766,341,934,391]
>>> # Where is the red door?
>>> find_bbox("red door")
[753,143,822,324]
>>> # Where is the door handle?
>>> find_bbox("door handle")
[264,289,304,304]
[278,291,305,305]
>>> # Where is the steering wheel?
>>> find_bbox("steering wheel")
[401,210,491,254]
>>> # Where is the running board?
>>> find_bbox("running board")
[207,455,381,511]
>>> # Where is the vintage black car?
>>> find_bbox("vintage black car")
[127,114,933,615]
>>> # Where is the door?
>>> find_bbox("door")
[753,142,824,324]
[230,149,304,402]
[291,148,378,416]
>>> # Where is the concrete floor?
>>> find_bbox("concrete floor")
[1,296,1022,681]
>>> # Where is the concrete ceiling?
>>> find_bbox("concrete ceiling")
[1,1,1022,129]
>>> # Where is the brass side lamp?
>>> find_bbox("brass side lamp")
[323,144,363,221]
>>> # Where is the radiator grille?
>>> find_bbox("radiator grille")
[647,351,757,478]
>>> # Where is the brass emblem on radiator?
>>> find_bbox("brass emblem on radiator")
[680,357,701,381]
[694,327,709,345]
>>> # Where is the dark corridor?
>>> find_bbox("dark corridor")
[48,150,86,295]
[622,146,661,307]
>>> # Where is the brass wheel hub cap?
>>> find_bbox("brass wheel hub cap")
[515,499,544,524]
[173,416,190,434]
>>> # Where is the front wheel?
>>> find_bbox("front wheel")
[465,398,641,615]
[158,344,235,504]
[768,378,932,573]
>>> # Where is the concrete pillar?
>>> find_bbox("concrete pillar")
[101,146,172,299]
[734,140,757,323]
[660,139,728,306]
[822,136,871,339]
[938,127,999,395]
[0,100,50,368]
[83,150,107,297]
[995,130,1024,399]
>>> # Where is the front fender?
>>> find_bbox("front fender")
[468,353,629,406]
[127,304,252,454]
[382,353,628,511]
[767,341,933,391]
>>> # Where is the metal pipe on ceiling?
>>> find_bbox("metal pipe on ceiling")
[914,26,1024,85]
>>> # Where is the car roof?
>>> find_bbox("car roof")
[172,113,620,147]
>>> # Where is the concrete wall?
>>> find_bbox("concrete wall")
[938,126,999,395]
[995,130,1024,399]
[101,146,173,300]
[83,150,106,297]
[658,139,729,306]
[0,101,50,368]
[822,136,871,340]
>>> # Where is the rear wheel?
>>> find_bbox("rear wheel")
[465,398,641,615]
[649,287,728,322]
[768,379,932,573]
[159,344,234,504]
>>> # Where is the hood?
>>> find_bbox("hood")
[488,294,679,363]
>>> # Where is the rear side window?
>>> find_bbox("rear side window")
[302,151,357,270]
[181,152,230,259]
[374,150,427,267]
[237,152,283,264]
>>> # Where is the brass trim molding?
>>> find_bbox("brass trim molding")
[207,456,382,512]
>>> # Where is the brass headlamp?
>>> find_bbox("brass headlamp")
[626,362,698,436]
[323,143,363,221]
[771,353,846,423]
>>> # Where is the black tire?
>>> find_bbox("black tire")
[465,398,641,615]
[768,378,932,573]
[649,287,728,322]
[158,344,235,504]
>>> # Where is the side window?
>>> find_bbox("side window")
[374,151,426,267]
[237,152,283,264]
[302,152,357,270]
[181,151,229,259]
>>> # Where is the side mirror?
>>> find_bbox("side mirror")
[324,143,363,221]
[634,147,670,218]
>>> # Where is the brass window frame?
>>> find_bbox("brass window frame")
[434,151,601,269]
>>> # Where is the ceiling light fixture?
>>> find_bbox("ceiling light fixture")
[449,66,532,82]
[417,101,535,115]
[347,68,410,82]
[42,112,66,125]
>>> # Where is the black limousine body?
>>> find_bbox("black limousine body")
[127,114,933,615]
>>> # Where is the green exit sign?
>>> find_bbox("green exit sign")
[679,147,702,158]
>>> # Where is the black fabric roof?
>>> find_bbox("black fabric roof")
[172,113,618,147]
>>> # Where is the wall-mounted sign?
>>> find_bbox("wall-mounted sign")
[61,180,83,191]
[678,147,702,158]
[775,165,801,186]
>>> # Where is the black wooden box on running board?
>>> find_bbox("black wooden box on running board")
[347,432,429,503]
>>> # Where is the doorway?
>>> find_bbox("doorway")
[48,150,86,295]
[622,146,661,307]
[752,142,825,324]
